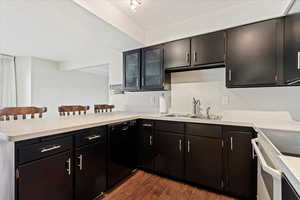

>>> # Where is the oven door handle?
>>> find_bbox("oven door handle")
[252,138,281,179]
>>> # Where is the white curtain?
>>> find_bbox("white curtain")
[0,55,17,107]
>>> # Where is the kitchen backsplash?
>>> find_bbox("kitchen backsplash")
[171,68,300,121]
[109,90,171,113]
[109,68,300,120]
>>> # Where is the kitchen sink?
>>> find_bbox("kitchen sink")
[163,114,222,120]
[163,114,191,118]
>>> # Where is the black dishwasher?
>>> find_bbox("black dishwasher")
[107,120,137,188]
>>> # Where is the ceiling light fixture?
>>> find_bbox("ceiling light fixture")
[130,0,141,12]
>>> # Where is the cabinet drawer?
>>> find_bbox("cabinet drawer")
[139,120,154,129]
[186,123,221,138]
[18,136,72,164]
[155,120,185,134]
[75,127,106,147]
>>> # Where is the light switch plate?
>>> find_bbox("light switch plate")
[150,96,156,105]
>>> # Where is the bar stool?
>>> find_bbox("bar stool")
[0,107,47,121]
[58,105,90,116]
[94,104,115,113]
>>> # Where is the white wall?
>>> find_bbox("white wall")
[171,68,300,121]
[110,91,170,113]
[144,1,287,45]
[0,141,14,200]
[15,57,31,106]
[30,57,109,116]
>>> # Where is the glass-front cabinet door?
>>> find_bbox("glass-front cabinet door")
[123,49,141,91]
[141,45,163,90]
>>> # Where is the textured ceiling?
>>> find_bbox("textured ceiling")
[109,0,290,30]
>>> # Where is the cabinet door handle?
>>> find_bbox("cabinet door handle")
[228,69,232,81]
[142,123,152,127]
[186,52,190,64]
[187,140,191,153]
[149,135,153,146]
[41,145,61,153]
[179,139,182,152]
[122,126,129,131]
[230,137,233,151]
[193,51,197,63]
[86,135,101,140]
[297,51,300,69]
[77,155,83,170]
[66,158,71,175]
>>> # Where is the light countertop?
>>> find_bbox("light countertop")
[0,112,140,142]
[1,111,300,142]
[279,155,300,195]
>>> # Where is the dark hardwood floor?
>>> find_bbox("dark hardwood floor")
[101,171,237,200]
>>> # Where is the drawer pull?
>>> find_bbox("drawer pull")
[40,145,62,153]
[179,139,182,152]
[142,124,152,127]
[66,158,71,175]
[230,137,233,151]
[77,155,83,170]
[86,135,101,140]
[122,126,129,131]
[149,135,153,146]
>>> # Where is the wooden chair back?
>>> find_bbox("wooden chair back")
[94,104,115,113]
[58,105,90,116]
[0,107,47,121]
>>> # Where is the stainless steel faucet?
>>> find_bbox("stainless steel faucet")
[192,97,200,115]
[206,106,211,119]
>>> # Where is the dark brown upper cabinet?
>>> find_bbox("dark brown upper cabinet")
[284,13,300,85]
[141,45,170,91]
[191,31,225,67]
[163,38,191,70]
[123,49,141,91]
[163,35,225,72]
[226,19,284,88]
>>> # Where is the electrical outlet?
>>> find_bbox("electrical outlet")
[222,95,229,105]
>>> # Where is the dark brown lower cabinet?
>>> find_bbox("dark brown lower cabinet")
[185,135,223,190]
[155,131,184,179]
[223,126,257,199]
[138,120,155,171]
[75,141,106,200]
[18,151,73,200]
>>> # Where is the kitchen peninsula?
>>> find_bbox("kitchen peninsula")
[1,111,300,200]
